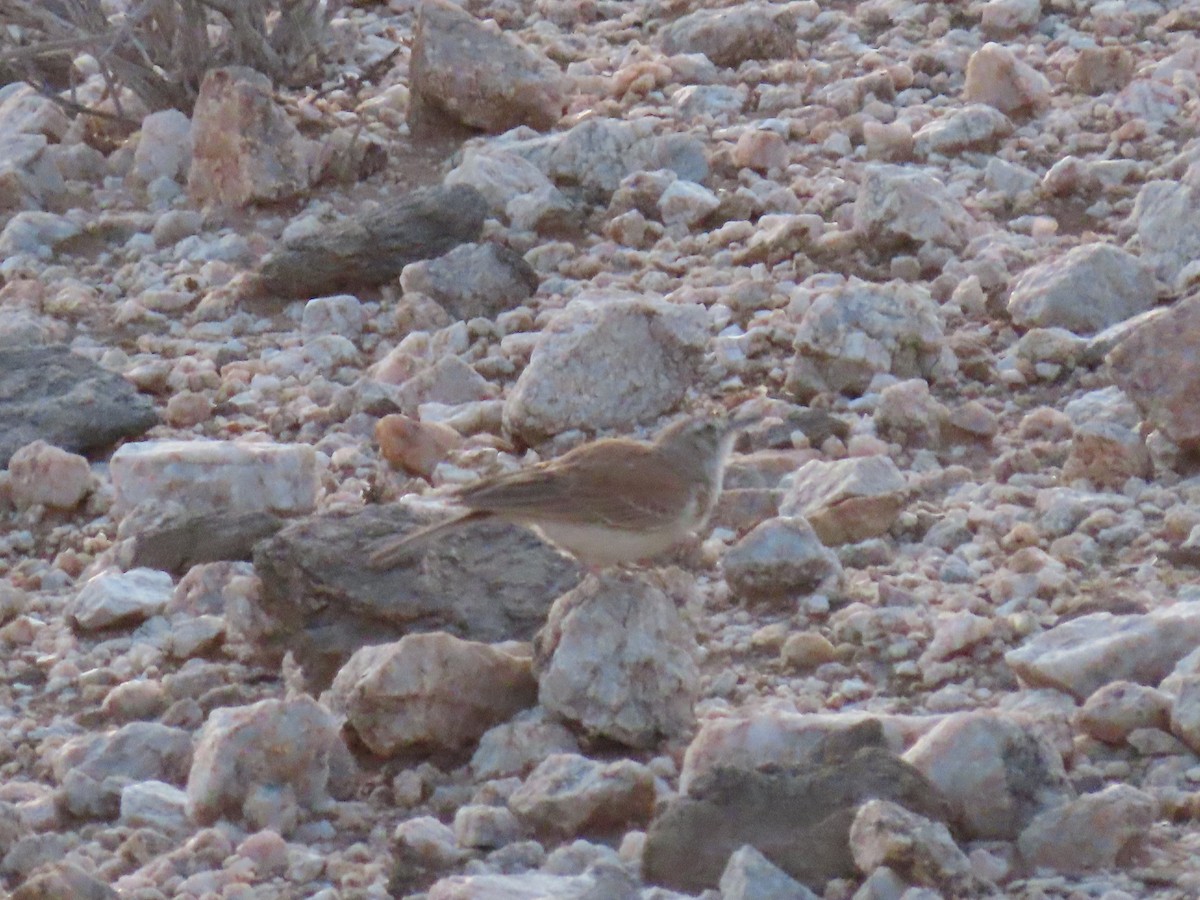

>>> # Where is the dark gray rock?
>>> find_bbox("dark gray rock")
[252,504,582,688]
[250,182,489,301]
[400,242,538,321]
[643,746,952,894]
[660,4,797,69]
[0,345,157,467]
[125,509,284,576]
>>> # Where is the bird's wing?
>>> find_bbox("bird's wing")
[458,442,692,531]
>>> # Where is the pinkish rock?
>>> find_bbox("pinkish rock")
[409,0,565,134]
[508,753,655,839]
[903,712,1071,841]
[188,67,316,208]
[328,632,537,756]
[659,4,796,69]
[779,456,908,545]
[1068,47,1135,94]
[1017,785,1155,874]
[6,440,92,509]
[1107,292,1200,451]
[375,414,462,478]
[1075,681,1171,745]
[186,696,355,833]
[963,43,1051,115]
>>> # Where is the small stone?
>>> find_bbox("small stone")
[399,242,537,321]
[733,129,788,172]
[1016,784,1155,874]
[119,780,190,834]
[453,804,522,850]
[849,800,982,896]
[963,42,1051,114]
[7,440,92,509]
[470,711,582,780]
[780,456,908,546]
[723,516,844,600]
[719,844,818,900]
[903,711,1071,841]
[780,632,838,670]
[854,165,975,250]
[660,4,796,69]
[302,294,363,342]
[54,722,192,819]
[328,632,537,756]
[503,291,708,441]
[164,390,213,428]
[408,0,565,133]
[1008,243,1156,336]
[131,109,193,185]
[1075,681,1171,745]
[375,414,463,478]
[69,568,174,631]
[658,179,720,227]
[186,695,355,833]
[188,67,316,207]
[1005,606,1200,700]
[508,753,655,840]
[1108,292,1200,452]
[1068,47,1135,95]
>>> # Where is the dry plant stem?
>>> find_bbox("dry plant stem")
[0,0,329,116]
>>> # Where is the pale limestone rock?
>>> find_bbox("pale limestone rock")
[963,42,1051,114]
[186,696,354,834]
[722,516,843,601]
[536,572,699,748]
[1108,291,1200,450]
[1007,243,1156,336]
[6,440,92,509]
[853,164,975,250]
[1075,681,1171,744]
[903,712,1072,841]
[508,753,655,839]
[504,292,708,441]
[70,568,174,631]
[1006,605,1200,700]
[109,440,321,517]
[1016,785,1155,874]
[787,278,954,400]
[409,0,565,133]
[779,456,908,545]
[188,67,317,208]
[328,633,537,756]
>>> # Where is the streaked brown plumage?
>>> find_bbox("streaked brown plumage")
[368,414,739,570]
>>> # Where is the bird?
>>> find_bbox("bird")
[367,412,744,571]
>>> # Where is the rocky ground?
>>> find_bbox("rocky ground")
[1,0,1200,897]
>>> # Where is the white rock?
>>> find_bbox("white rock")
[658,179,720,227]
[132,109,193,185]
[1005,605,1200,700]
[1007,243,1156,335]
[70,568,174,631]
[120,780,191,834]
[109,440,321,517]
[503,291,709,441]
[301,294,363,342]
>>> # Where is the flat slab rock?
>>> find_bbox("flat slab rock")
[643,745,952,894]
[249,182,488,302]
[0,345,157,467]
[252,503,582,687]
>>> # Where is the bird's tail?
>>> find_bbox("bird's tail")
[367,509,491,570]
